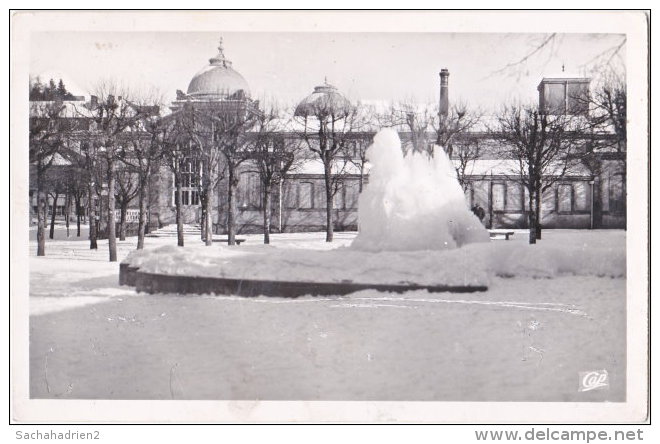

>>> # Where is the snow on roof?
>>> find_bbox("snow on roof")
[458,158,591,177]
[29,100,90,118]
[290,158,368,176]
[538,74,590,85]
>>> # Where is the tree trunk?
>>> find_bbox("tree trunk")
[592,177,602,229]
[36,171,46,256]
[65,192,70,238]
[263,185,272,244]
[107,157,117,262]
[137,176,147,250]
[528,189,537,245]
[49,192,59,240]
[324,161,334,242]
[358,164,364,193]
[175,172,184,247]
[200,202,207,242]
[88,183,98,249]
[535,187,542,240]
[227,167,237,246]
[75,196,81,237]
[205,187,214,246]
[119,203,127,241]
[145,179,152,235]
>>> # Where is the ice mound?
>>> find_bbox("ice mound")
[351,128,490,251]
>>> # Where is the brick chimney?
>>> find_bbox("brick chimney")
[439,68,449,117]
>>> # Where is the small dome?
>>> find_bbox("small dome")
[295,81,352,117]
[186,39,250,100]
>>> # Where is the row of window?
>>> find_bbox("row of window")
[466,181,590,214]
[284,181,359,211]
[174,177,626,216]
[465,175,625,215]
[169,156,625,217]
[172,178,361,211]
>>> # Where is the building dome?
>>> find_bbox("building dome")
[186,39,250,100]
[295,80,353,118]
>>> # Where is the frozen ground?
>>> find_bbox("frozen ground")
[27,226,626,401]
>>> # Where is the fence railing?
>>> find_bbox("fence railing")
[115,209,140,223]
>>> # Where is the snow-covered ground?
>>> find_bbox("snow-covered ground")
[28,226,626,401]
[125,228,624,288]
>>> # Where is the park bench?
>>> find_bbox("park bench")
[489,230,515,240]
[212,238,246,245]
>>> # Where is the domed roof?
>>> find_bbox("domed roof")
[295,80,353,117]
[186,39,250,100]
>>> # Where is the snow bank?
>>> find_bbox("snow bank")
[481,242,626,279]
[125,244,489,287]
[124,233,625,290]
[351,128,489,251]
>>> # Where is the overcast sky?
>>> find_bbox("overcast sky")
[30,32,625,112]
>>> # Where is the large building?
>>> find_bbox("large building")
[29,39,627,236]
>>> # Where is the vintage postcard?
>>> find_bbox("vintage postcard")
[10,10,649,423]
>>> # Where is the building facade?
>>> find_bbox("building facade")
[29,40,627,236]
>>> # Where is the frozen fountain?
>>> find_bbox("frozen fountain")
[352,128,489,251]
[120,128,490,296]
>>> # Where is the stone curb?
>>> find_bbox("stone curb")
[119,262,488,297]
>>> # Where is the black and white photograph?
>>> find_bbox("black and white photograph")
[10,10,649,424]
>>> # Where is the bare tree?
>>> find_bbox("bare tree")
[385,99,434,155]
[114,165,139,241]
[453,135,482,192]
[171,103,230,246]
[246,107,305,244]
[340,104,377,193]
[492,103,585,244]
[343,133,373,193]
[29,99,68,256]
[65,164,87,237]
[435,102,483,158]
[45,169,67,240]
[294,84,358,242]
[84,82,150,261]
[573,73,627,228]
[78,140,102,250]
[160,116,192,247]
[487,32,627,86]
[208,101,264,246]
[487,33,561,79]
[581,74,627,152]
[120,95,164,249]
